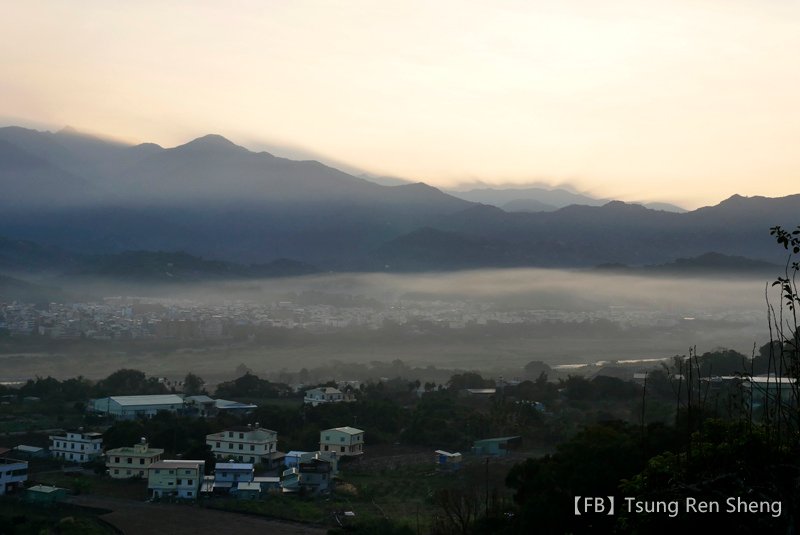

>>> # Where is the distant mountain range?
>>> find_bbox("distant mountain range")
[0,125,797,277]
[446,187,687,213]
[0,236,318,282]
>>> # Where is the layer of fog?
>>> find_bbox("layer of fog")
[67,267,778,314]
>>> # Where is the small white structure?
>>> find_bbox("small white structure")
[49,430,103,462]
[206,424,282,466]
[0,458,28,495]
[319,426,364,457]
[90,395,186,419]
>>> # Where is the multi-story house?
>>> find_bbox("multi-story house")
[0,458,28,495]
[319,426,364,457]
[214,462,254,492]
[280,454,333,495]
[105,439,164,479]
[147,460,205,499]
[206,424,282,467]
[49,430,103,463]
[304,387,353,406]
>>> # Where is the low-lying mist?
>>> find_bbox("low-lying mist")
[2,268,782,382]
[65,267,776,312]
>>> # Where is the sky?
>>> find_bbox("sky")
[1,0,799,208]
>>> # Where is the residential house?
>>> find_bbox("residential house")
[0,458,28,495]
[304,387,354,406]
[206,424,283,467]
[234,482,261,500]
[147,460,205,499]
[12,445,47,459]
[280,454,334,495]
[297,457,333,494]
[214,462,254,493]
[284,450,310,468]
[286,450,339,475]
[49,430,103,462]
[105,439,164,479]
[319,427,364,457]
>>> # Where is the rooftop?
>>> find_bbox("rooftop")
[107,395,185,406]
[0,457,27,465]
[27,485,64,494]
[184,395,215,404]
[215,463,254,471]
[306,387,342,394]
[106,445,164,455]
[325,426,364,435]
[149,460,205,470]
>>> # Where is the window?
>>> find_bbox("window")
[187,491,193,496]
[155,469,161,474]
[115,457,120,463]
[250,445,254,451]
[114,469,119,474]
[177,479,183,485]
[140,459,145,465]
[188,479,193,485]
[340,447,345,453]
[228,432,233,438]
[324,445,329,451]
[340,437,344,442]
[216,442,220,448]
[238,444,243,450]
[127,458,132,464]
[239,433,244,439]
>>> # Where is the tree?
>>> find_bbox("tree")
[183,373,205,395]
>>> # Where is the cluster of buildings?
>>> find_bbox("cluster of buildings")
[3,293,760,341]
[27,422,366,500]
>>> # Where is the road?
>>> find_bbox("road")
[67,495,328,535]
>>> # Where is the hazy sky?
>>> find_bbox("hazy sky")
[2,0,798,208]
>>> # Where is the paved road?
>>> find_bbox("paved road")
[67,495,328,535]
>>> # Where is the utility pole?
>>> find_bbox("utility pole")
[485,456,489,518]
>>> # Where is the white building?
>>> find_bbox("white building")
[147,460,205,500]
[304,387,353,406]
[49,430,103,462]
[90,395,186,419]
[206,424,282,467]
[319,427,364,457]
[0,458,28,495]
[106,439,164,479]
